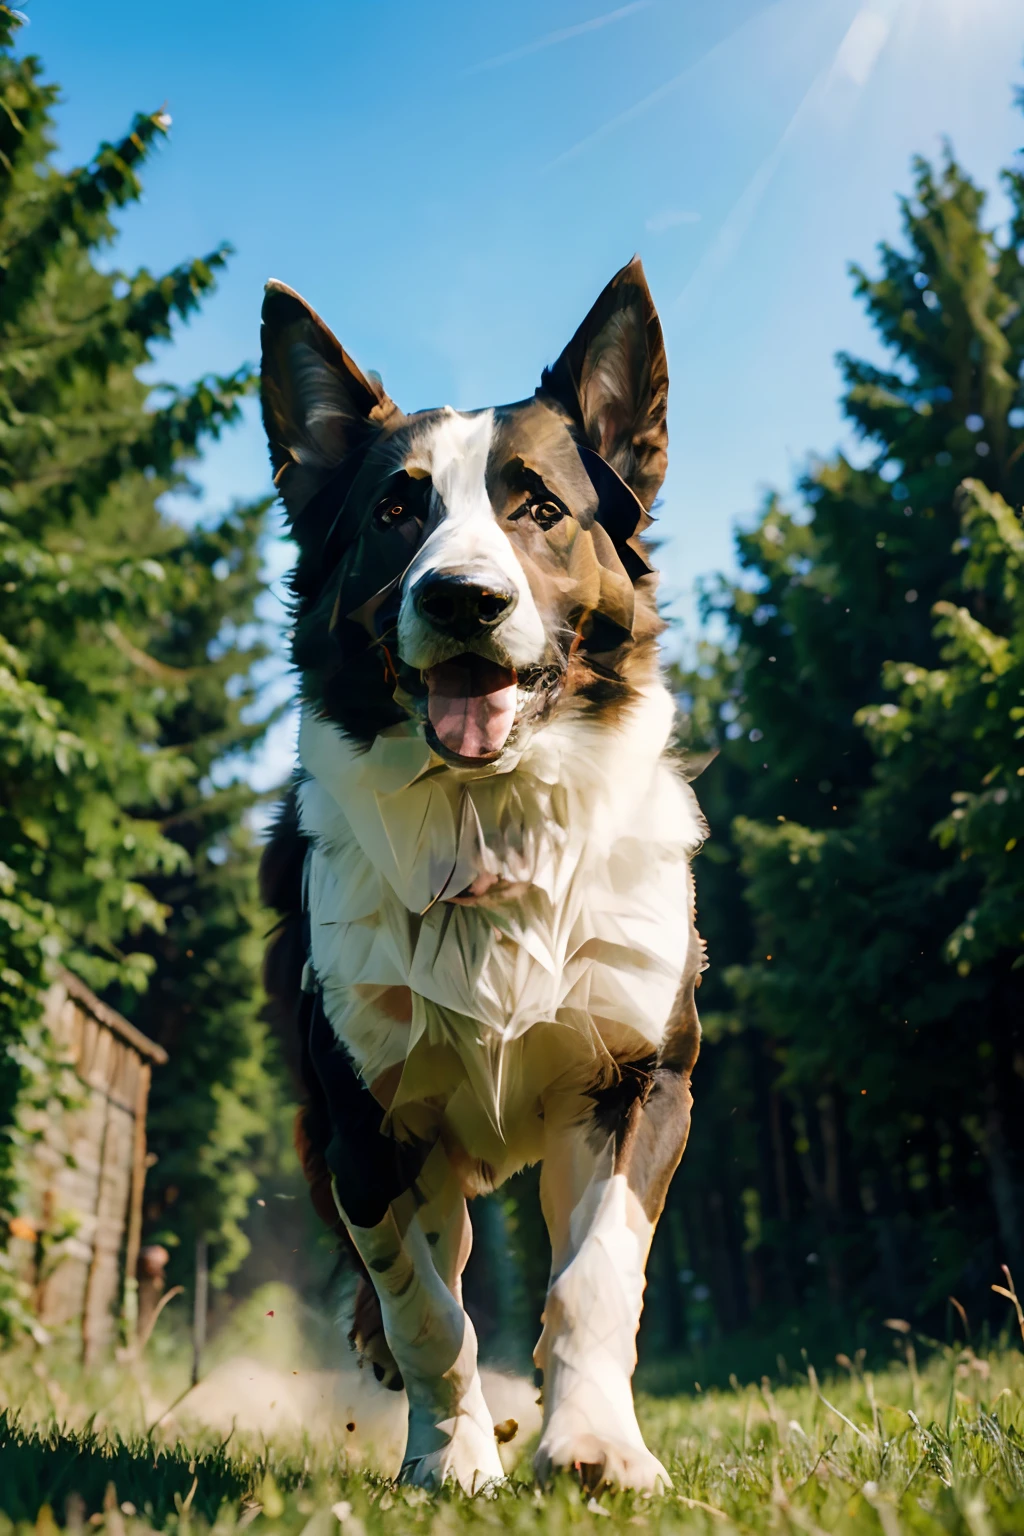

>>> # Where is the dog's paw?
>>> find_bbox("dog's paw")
[399,1410,505,1493]
[535,1429,671,1494]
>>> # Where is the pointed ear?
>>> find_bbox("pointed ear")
[260,281,399,519]
[540,256,668,510]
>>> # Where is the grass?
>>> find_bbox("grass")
[2,1330,1024,1535]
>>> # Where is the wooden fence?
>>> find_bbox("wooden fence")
[10,969,167,1362]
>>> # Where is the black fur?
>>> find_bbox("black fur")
[588,1055,657,1151]
[306,989,432,1230]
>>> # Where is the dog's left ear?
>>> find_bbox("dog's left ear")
[261,281,399,522]
[540,256,668,511]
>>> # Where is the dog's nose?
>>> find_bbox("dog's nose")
[414,575,517,637]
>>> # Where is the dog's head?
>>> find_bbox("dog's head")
[261,258,668,767]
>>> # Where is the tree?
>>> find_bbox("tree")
[655,134,1024,1357]
[861,479,1023,984]
[0,4,281,1322]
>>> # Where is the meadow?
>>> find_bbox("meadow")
[2,1285,1023,1536]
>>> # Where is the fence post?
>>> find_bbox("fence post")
[192,1234,208,1387]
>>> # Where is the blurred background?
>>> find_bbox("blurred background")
[1,0,1023,1393]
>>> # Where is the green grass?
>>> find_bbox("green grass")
[2,1337,1024,1534]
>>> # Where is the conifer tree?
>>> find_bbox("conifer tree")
[0,5,281,1320]
[662,136,1024,1349]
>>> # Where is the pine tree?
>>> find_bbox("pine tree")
[0,5,281,1321]
[660,136,1024,1353]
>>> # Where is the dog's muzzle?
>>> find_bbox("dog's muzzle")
[397,565,557,767]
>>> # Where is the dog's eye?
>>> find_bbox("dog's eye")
[527,498,565,531]
[374,499,412,530]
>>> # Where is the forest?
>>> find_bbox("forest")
[0,0,1022,1383]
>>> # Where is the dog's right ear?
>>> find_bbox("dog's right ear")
[260,281,399,521]
[540,257,667,513]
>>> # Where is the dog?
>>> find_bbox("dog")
[259,258,706,1492]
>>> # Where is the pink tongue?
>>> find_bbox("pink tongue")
[426,655,518,759]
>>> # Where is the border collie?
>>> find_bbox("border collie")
[260,259,706,1493]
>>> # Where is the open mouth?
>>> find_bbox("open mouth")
[425,655,519,762]
[420,655,562,764]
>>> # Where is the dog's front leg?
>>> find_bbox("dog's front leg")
[533,1112,669,1491]
[335,1148,504,1491]
[309,1002,502,1491]
[534,997,699,1491]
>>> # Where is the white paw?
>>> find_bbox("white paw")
[534,1392,670,1493]
[400,1409,506,1493]
[534,1425,671,1493]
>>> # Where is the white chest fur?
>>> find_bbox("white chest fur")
[296,685,704,1155]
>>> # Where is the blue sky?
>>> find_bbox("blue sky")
[25,0,1024,786]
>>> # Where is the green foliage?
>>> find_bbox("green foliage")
[0,1411,251,1525]
[659,138,1024,1345]
[0,5,282,1319]
[858,478,1024,973]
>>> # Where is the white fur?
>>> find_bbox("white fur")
[534,1173,669,1491]
[396,409,547,669]
[338,1158,503,1492]
[298,679,704,1172]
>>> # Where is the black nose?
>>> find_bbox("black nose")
[414,575,517,637]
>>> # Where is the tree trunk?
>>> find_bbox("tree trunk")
[979,1092,1022,1271]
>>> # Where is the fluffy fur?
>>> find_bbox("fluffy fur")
[297,678,703,1182]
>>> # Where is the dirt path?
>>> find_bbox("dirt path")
[167,1356,541,1475]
